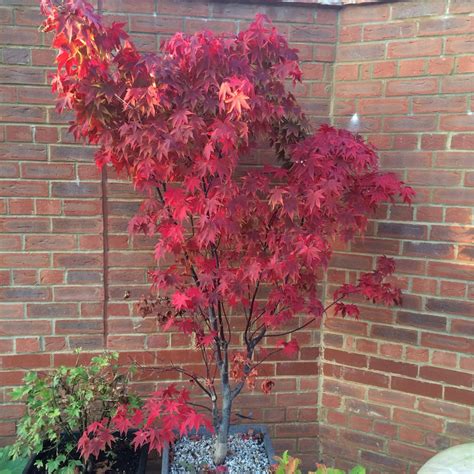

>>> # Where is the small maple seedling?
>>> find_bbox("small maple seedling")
[41,0,414,466]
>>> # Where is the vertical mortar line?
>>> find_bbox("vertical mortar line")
[101,166,110,349]
[328,7,340,127]
[97,0,109,349]
[317,4,342,463]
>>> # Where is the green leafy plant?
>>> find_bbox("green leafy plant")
[9,352,140,473]
[0,446,29,474]
[274,450,302,474]
[274,452,366,474]
[311,466,365,474]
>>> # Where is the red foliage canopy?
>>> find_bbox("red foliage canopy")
[41,0,414,458]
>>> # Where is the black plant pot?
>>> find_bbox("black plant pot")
[161,423,275,474]
[23,431,148,474]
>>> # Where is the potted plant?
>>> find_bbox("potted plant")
[40,1,414,471]
[9,352,148,473]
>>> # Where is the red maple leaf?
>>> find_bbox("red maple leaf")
[277,339,300,356]
[171,291,190,310]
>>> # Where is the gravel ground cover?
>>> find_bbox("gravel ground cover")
[170,432,271,473]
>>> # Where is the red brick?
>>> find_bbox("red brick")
[420,399,471,421]
[391,377,442,399]
[324,317,368,336]
[393,408,444,432]
[374,421,397,438]
[369,61,395,79]
[419,16,473,36]
[416,206,443,222]
[391,2,445,19]
[388,38,442,58]
[460,356,474,371]
[389,441,436,463]
[442,75,474,94]
[5,125,32,141]
[446,36,474,54]
[1,354,51,369]
[0,7,13,24]
[431,351,458,367]
[56,319,103,335]
[102,0,154,13]
[399,425,425,444]
[324,379,365,399]
[465,172,474,187]
[386,78,438,96]
[355,339,378,354]
[0,27,40,46]
[36,199,61,215]
[327,411,347,427]
[343,430,383,449]
[436,152,473,168]
[384,115,437,132]
[413,96,467,114]
[428,57,455,75]
[54,286,103,302]
[456,56,474,74]
[12,269,36,285]
[445,207,472,224]
[426,298,474,317]
[1,253,49,268]
[368,389,416,408]
[335,64,358,81]
[276,362,317,376]
[9,199,34,215]
[361,450,405,471]
[323,348,367,368]
[21,163,74,180]
[422,332,474,354]
[340,4,389,24]
[339,25,362,43]
[441,114,474,132]
[403,241,455,259]
[337,44,385,62]
[379,342,403,358]
[290,25,336,43]
[397,311,446,333]
[399,59,425,76]
[335,81,382,98]
[185,19,237,34]
[431,224,473,243]
[446,421,474,439]
[369,357,417,377]
[364,22,415,41]
[433,187,474,206]
[359,98,408,115]
[444,387,474,406]
[0,180,48,197]
[440,281,466,297]
[15,338,41,353]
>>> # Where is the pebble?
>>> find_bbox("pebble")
[170,433,271,473]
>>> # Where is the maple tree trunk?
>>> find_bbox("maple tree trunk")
[214,357,232,465]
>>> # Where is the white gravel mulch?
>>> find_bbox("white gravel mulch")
[170,433,272,473]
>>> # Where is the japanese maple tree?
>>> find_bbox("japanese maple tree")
[41,0,414,465]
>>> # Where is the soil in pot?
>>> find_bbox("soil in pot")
[170,430,272,474]
[25,432,147,474]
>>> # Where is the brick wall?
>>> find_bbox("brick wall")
[0,0,336,460]
[0,0,472,472]
[321,0,473,472]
